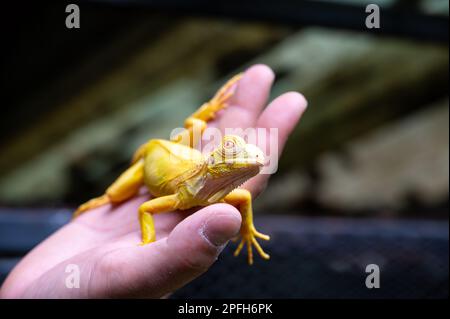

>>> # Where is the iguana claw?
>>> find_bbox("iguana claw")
[234,226,270,265]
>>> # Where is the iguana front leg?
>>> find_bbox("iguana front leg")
[139,194,180,244]
[224,189,270,265]
[132,73,242,163]
[73,160,145,218]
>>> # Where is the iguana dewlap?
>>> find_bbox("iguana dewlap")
[73,74,270,265]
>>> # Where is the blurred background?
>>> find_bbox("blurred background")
[0,0,448,298]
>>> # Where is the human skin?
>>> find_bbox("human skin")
[0,64,307,298]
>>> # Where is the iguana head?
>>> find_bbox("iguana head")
[201,135,265,202]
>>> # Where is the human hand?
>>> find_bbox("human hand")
[0,64,307,298]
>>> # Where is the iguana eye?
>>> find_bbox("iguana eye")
[224,140,235,149]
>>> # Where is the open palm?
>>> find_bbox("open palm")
[0,65,307,298]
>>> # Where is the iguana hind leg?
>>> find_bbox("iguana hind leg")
[129,73,243,158]
[173,73,242,148]
[131,74,242,163]
[224,189,270,265]
[73,194,110,218]
[73,160,145,218]
[185,73,242,124]
[131,74,242,159]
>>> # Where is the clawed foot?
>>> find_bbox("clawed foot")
[138,236,156,246]
[233,226,270,265]
[139,241,151,246]
[73,194,110,219]
[199,73,242,121]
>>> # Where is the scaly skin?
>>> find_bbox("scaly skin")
[74,74,270,265]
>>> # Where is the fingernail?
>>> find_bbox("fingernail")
[201,213,241,247]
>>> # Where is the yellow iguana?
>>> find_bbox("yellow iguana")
[73,74,270,265]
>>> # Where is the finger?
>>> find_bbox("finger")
[258,91,308,152]
[94,204,241,298]
[219,64,275,131]
[244,92,308,196]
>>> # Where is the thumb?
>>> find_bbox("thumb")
[95,204,242,298]
[167,203,242,270]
